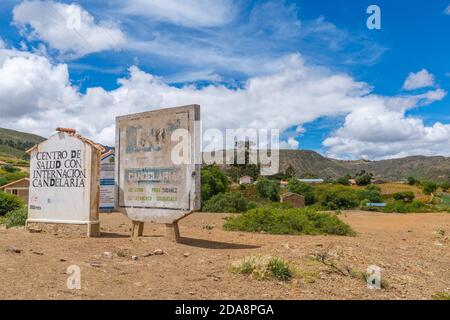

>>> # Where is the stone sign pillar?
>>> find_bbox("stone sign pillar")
[115,105,201,242]
[26,128,103,237]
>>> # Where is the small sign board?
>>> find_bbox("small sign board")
[99,151,115,212]
[115,105,201,224]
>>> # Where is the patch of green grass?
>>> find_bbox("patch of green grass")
[223,207,355,236]
[267,257,292,281]
[432,292,450,300]
[3,207,27,228]
[229,254,293,281]
[441,195,450,205]
[115,250,127,258]
[295,270,319,284]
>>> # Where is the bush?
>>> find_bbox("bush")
[393,191,415,203]
[288,179,316,205]
[408,176,419,186]
[229,254,293,281]
[318,186,360,210]
[202,192,256,213]
[383,200,429,213]
[267,257,293,281]
[4,207,27,228]
[223,207,354,236]
[336,176,351,186]
[422,181,438,195]
[255,177,279,201]
[1,164,19,173]
[201,165,229,203]
[357,189,382,203]
[0,192,24,216]
[440,182,450,192]
[365,185,381,192]
[355,172,373,186]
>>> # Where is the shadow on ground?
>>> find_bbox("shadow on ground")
[100,232,130,239]
[178,237,260,249]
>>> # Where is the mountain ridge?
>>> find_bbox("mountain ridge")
[278,150,450,181]
[0,128,448,181]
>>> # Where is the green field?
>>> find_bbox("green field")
[441,195,450,205]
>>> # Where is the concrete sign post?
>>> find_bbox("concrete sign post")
[115,105,201,242]
[26,128,103,237]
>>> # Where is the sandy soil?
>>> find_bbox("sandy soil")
[0,211,449,300]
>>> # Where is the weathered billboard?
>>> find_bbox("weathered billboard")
[26,129,103,236]
[115,105,201,224]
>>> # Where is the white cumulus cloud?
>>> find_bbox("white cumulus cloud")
[0,48,448,160]
[402,69,435,90]
[13,0,126,58]
[280,138,300,150]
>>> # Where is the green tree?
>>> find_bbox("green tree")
[393,191,415,203]
[285,165,296,178]
[226,140,261,182]
[201,165,229,203]
[336,175,351,186]
[355,171,373,186]
[255,177,279,201]
[203,192,256,213]
[0,192,24,216]
[408,176,419,186]
[422,182,438,196]
[320,187,360,210]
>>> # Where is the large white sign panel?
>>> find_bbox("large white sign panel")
[28,132,101,225]
[115,105,201,223]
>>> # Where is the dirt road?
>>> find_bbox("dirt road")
[0,211,449,300]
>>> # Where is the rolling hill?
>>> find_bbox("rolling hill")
[0,127,448,182]
[0,128,46,160]
[279,150,450,182]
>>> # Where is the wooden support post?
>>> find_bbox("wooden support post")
[87,222,100,237]
[165,222,180,243]
[131,221,144,237]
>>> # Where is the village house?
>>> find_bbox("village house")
[280,192,305,208]
[239,175,254,185]
[0,178,30,203]
[279,180,289,189]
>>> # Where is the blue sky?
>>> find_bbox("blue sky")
[0,0,449,159]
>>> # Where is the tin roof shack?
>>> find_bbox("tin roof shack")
[298,179,324,184]
[0,178,30,203]
[26,128,104,237]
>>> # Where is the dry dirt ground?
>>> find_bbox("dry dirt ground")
[0,211,449,300]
